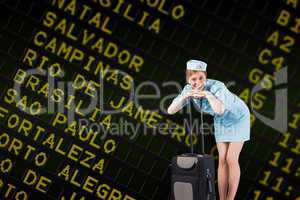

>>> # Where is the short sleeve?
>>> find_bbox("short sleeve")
[209,82,232,111]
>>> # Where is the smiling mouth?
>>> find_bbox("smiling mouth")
[193,85,204,90]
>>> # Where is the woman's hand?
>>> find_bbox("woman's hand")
[192,90,207,98]
[183,90,207,99]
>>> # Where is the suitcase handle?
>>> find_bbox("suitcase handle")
[188,98,205,154]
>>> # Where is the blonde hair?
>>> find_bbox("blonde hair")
[186,70,207,83]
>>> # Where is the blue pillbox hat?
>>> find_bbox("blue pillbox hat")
[186,59,207,71]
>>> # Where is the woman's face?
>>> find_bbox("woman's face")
[188,71,207,90]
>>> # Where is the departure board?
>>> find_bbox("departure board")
[0,0,299,199]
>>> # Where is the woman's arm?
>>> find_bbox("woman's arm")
[167,84,226,115]
[205,91,225,115]
[167,93,189,114]
[167,85,192,114]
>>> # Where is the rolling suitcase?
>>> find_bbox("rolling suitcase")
[171,98,216,200]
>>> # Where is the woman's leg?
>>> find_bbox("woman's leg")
[226,142,244,200]
[216,142,229,200]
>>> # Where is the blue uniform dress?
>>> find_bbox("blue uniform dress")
[173,79,250,143]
